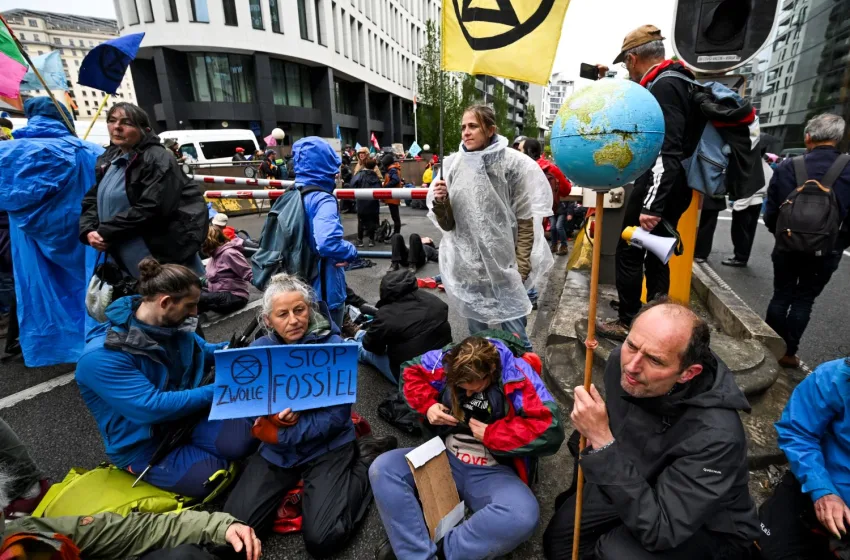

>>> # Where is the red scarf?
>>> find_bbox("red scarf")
[639,59,678,88]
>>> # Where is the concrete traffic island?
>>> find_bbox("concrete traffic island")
[544,262,793,469]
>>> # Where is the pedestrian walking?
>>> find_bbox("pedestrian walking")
[428,104,553,351]
[595,25,708,340]
[381,153,403,236]
[721,157,773,267]
[79,103,208,279]
[763,114,850,368]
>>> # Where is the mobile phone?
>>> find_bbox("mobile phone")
[580,63,600,81]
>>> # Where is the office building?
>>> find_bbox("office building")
[758,0,850,151]
[2,9,138,120]
[545,72,573,129]
[112,0,438,146]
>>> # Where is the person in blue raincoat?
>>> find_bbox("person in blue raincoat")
[291,137,358,328]
[0,97,103,367]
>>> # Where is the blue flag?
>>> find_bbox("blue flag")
[78,33,144,94]
[209,343,359,420]
[19,51,67,92]
[354,142,362,151]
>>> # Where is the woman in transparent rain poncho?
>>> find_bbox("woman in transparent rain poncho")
[427,105,553,350]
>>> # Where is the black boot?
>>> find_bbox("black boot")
[358,435,398,464]
[387,262,400,273]
[407,264,418,275]
[375,538,397,560]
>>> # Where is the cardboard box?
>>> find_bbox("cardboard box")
[405,437,465,542]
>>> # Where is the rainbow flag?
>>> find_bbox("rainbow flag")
[0,22,26,98]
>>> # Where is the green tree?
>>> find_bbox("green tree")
[522,103,540,139]
[491,83,515,140]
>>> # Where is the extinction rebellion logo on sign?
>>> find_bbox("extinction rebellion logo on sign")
[453,0,557,51]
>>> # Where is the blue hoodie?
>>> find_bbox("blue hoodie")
[75,296,226,468]
[251,301,356,468]
[292,137,358,311]
[0,97,103,367]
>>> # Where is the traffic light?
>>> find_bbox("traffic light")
[672,0,780,74]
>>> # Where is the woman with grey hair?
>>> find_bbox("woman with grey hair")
[221,273,396,558]
[79,102,208,279]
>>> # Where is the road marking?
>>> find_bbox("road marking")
[0,372,76,410]
[717,217,850,257]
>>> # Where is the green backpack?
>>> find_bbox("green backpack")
[32,463,236,518]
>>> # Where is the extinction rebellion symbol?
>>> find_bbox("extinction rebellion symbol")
[231,355,263,385]
[453,0,557,51]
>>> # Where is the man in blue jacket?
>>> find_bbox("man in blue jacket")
[759,358,850,559]
[291,137,358,328]
[762,114,850,369]
[76,259,257,499]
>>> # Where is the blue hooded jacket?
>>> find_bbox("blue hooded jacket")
[776,358,850,504]
[251,301,356,468]
[75,296,225,468]
[0,97,103,366]
[292,137,358,311]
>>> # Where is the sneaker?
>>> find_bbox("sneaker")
[721,257,747,267]
[407,265,418,275]
[358,435,398,465]
[596,318,630,341]
[355,239,364,248]
[387,262,400,273]
[368,240,376,248]
[694,257,707,264]
[778,354,801,368]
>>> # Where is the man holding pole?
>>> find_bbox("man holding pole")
[542,300,759,559]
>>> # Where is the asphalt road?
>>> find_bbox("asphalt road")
[0,206,572,560]
[703,209,850,370]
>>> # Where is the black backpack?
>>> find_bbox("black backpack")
[775,155,849,256]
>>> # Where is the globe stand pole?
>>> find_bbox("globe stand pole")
[571,190,605,560]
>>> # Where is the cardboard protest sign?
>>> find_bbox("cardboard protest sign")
[209,343,358,420]
[405,437,465,542]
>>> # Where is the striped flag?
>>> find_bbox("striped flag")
[370,132,380,151]
[0,20,26,98]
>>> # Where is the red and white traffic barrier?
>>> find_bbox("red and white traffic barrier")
[204,188,429,200]
[192,175,295,189]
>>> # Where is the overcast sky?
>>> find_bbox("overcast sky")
[0,0,678,83]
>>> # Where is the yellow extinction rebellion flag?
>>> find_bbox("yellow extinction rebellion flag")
[442,0,571,85]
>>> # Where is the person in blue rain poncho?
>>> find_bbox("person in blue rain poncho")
[0,97,103,367]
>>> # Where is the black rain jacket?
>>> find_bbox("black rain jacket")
[79,133,208,265]
[581,347,760,551]
[362,270,452,380]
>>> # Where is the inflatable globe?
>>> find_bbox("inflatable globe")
[551,79,665,189]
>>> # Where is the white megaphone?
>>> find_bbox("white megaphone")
[621,226,678,265]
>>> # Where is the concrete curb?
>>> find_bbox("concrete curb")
[691,263,786,360]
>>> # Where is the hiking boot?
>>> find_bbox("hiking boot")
[408,265,418,275]
[375,539,397,560]
[355,239,364,248]
[778,354,801,368]
[551,242,559,253]
[721,257,747,267]
[557,244,569,256]
[387,262,400,273]
[596,318,630,341]
[358,435,398,464]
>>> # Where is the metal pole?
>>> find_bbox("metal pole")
[83,94,110,140]
[572,192,606,560]
[438,18,444,177]
[0,16,76,136]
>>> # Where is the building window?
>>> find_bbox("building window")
[249,0,264,29]
[37,50,43,55]
[223,0,238,26]
[127,0,141,25]
[298,0,310,40]
[82,90,87,96]
[334,79,354,115]
[34,34,40,41]
[190,0,210,22]
[332,2,340,53]
[188,53,255,103]
[780,93,788,106]
[164,0,178,21]
[142,0,155,22]
[315,0,325,45]
[270,59,314,108]
[270,0,282,33]
[53,38,61,45]
[28,19,37,27]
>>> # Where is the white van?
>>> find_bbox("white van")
[158,129,260,163]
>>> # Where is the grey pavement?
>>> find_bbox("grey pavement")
[0,206,571,560]
[703,209,850,370]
